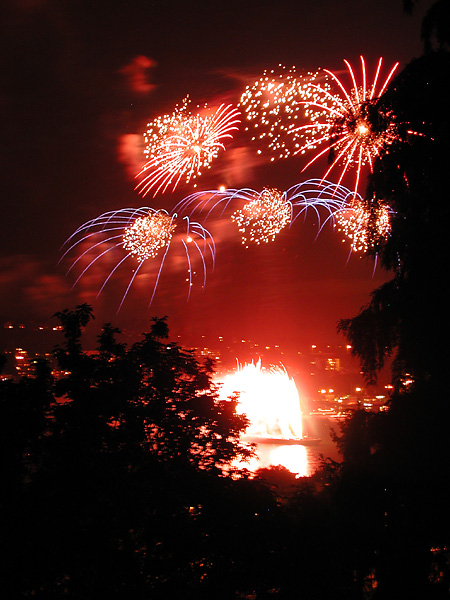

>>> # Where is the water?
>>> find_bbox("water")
[245,415,342,477]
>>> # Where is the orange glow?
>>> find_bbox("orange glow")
[137,99,240,197]
[218,359,302,440]
[217,359,307,475]
[357,122,369,135]
[241,443,308,477]
[123,210,176,261]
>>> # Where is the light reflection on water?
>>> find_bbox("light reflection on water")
[240,416,341,477]
[255,443,309,476]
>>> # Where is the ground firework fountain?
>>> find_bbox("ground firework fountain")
[218,359,303,442]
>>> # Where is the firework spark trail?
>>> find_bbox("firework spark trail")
[175,188,262,221]
[60,208,216,312]
[286,179,357,236]
[123,210,176,261]
[174,179,356,244]
[136,98,240,197]
[292,56,400,194]
[238,65,333,161]
[335,197,393,254]
[180,217,216,300]
[175,187,294,246]
[230,188,293,246]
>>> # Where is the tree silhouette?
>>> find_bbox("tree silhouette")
[336,41,450,597]
[1,307,273,598]
[339,50,450,387]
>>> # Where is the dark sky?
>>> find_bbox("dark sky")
[0,0,434,353]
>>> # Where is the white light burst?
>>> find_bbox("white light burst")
[230,187,292,246]
[123,210,176,261]
[136,97,240,197]
[238,65,332,161]
[294,56,400,193]
[218,359,303,440]
[336,198,392,253]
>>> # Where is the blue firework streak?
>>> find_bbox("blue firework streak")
[173,179,358,244]
[60,207,215,312]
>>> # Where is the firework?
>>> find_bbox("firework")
[123,210,176,261]
[294,56,400,193]
[335,198,392,252]
[60,208,215,311]
[174,179,353,244]
[286,178,355,232]
[136,97,240,197]
[175,186,294,245]
[238,65,331,161]
[230,188,292,246]
[217,359,303,440]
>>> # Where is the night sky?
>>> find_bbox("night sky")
[0,0,434,354]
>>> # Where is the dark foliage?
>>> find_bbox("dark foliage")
[3,6,450,599]
[8,305,444,599]
[339,51,450,387]
[335,23,450,597]
[421,0,450,52]
[1,306,269,598]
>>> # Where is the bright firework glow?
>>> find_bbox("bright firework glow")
[294,56,400,193]
[174,179,353,244]
[218,359,303,440]
[60,208,215,311]
[238,65,332,161]
[123,210,176,260]
[231,187,292,246]
[335,198,392,253]
[136,97,240,197]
